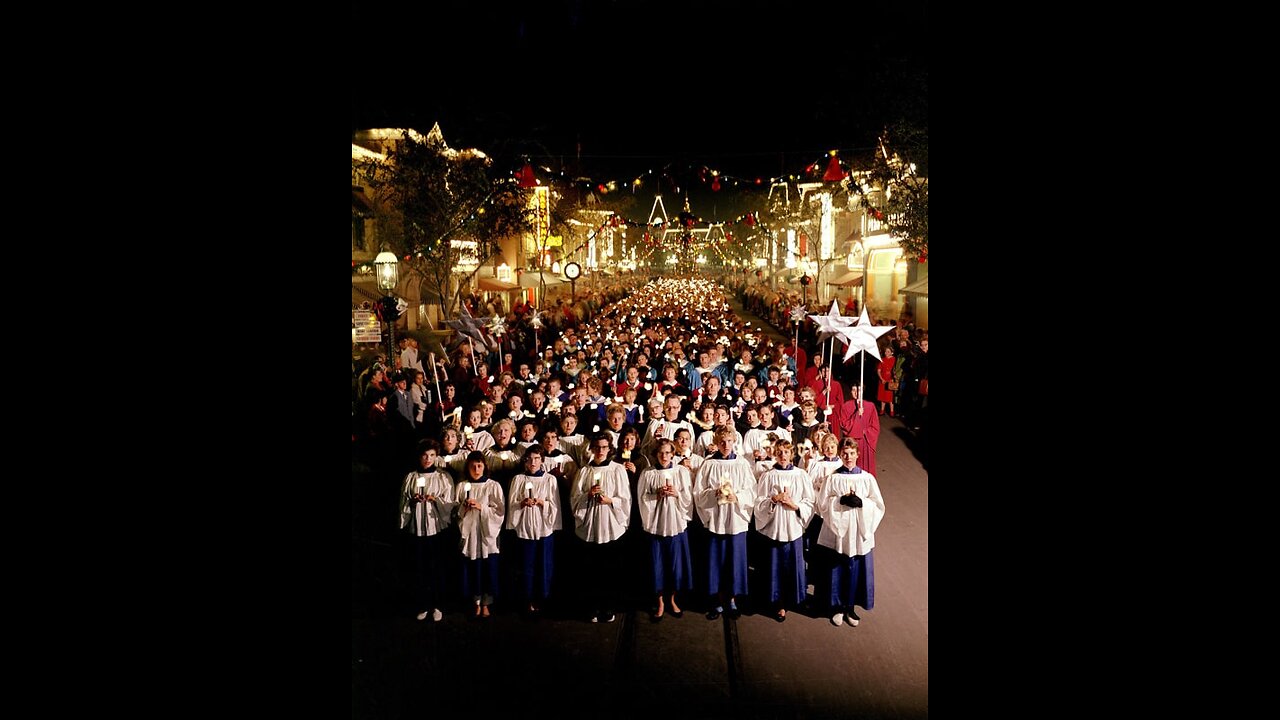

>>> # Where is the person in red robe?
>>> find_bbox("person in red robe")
[837,385,881,476]
[876,346,897,416]
[805,365,845,416]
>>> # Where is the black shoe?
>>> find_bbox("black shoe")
[726,604,741,620]
[706,606,723,620]
[669,609,684,619]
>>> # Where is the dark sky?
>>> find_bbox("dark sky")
[352,1,927,187]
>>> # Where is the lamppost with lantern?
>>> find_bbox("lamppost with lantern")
[800,273,812,306]
[374,250,400,366]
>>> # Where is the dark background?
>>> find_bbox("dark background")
[351,0,928,182]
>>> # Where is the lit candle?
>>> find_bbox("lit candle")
[416,477,427,495]
[525,481,535,501]
[622,450,632,460]
[462,481,472,500]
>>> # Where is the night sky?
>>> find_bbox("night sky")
[352,0,927,211]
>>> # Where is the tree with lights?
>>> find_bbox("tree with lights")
[857,125,928,262]
[357,128,534,318]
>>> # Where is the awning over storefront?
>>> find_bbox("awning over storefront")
[352,187,376,216]
[476,276,519,292]
[519,272,565,288]
[898,276,929,296]
[826,271,864,287]
[352,282,381,307]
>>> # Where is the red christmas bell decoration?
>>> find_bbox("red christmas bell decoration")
[517,163,537,188]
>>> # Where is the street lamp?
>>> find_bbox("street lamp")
[375,250,399,367]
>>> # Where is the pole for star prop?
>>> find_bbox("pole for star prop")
[430,352,446,422]
[825,337,835,411]
[858,350,865,417]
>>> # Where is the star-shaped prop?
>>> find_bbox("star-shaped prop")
[487,314,507,337]
[789,305,808,324]
[837,307,894,362]
[528,308,545,330]
[808,299,856,342]
[444,306,488,347]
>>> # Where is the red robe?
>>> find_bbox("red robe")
[805,378,845,414]
[837,399,881,476]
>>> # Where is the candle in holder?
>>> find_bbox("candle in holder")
[621,450,632,460]
[462,481,472,500]
[718,479,734,505]
[525,481,535,501]
[416,476,427,496]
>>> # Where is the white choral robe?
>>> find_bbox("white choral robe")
[455,478,505,559]
[636,464,694,536]
[640,418,693,459]
[742,426,791,456]
[483,443,523,477]
[398,469,457,536]
[695,428,743,458]
[570,462,632,544]
[816,469,886,557]
[436,448,470,477]
[463,427,495,452]
[672,452,704,476]
[752,465,813,542]
[505,471,562,540]
[806,458,844,510]
[693,456,757,535]
[539,450,579,484]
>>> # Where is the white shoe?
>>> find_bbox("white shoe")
[830,613,844,627]
[432,609,443,622]
[845,610,860,627]
[416,611,430,621]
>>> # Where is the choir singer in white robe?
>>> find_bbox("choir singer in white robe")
[571,437,632,623]
[636,439,694,621]
[693,427,757,620]
[752,440,813,622]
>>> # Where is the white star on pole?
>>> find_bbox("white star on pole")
[487,314,506,337]
[808,299,856,342]
[528,308,544,329]
[789,304,808,323]
[836,307,894,361]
